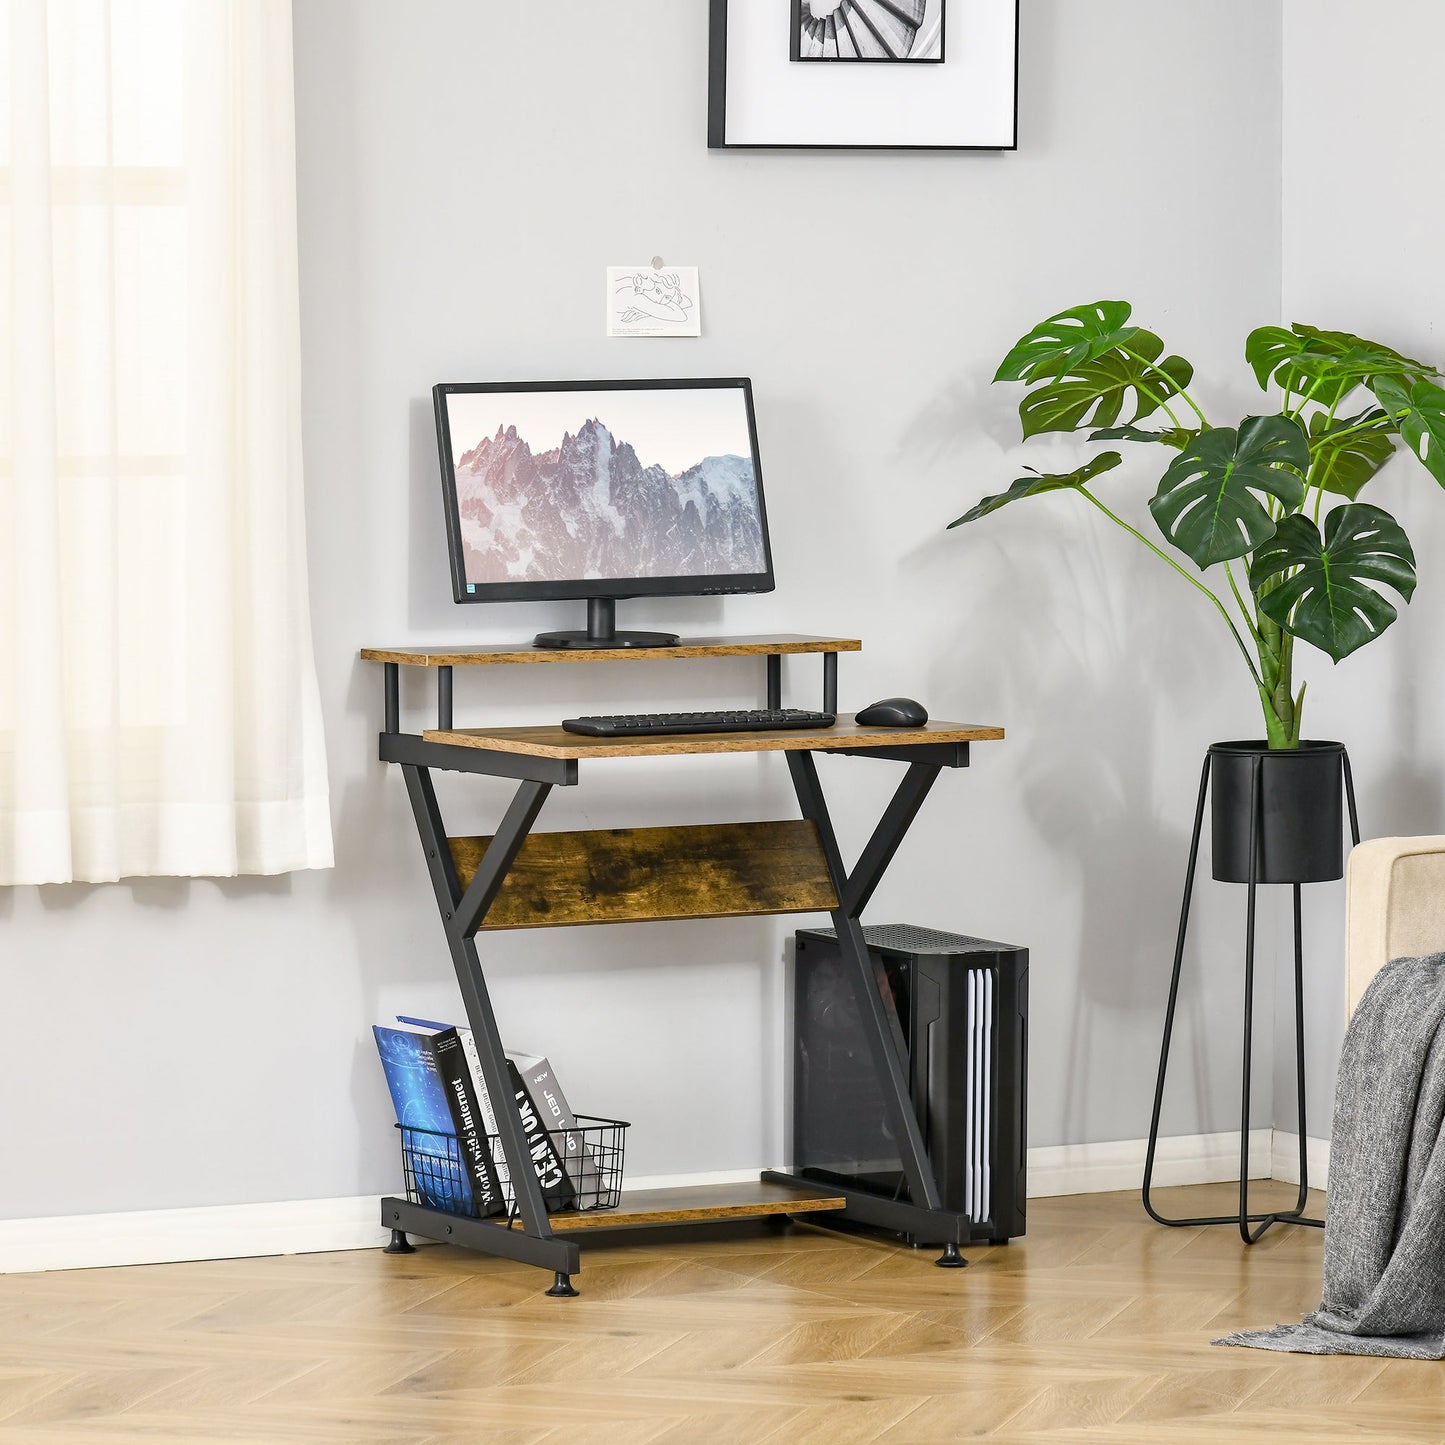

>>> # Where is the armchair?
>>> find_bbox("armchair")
[1346,836,1445,1017]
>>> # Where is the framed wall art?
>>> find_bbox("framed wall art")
[709,0,1018,151]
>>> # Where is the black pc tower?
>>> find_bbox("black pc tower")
[791,924,1028,1243]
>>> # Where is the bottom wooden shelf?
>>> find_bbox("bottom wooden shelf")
[385,1178,848,1261]
[547,1179,848,1231]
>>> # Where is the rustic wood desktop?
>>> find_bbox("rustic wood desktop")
[361,635,1005,1295]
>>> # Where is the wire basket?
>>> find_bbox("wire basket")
[398,1115,628,1221]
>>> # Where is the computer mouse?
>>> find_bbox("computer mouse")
[855,697,928,727]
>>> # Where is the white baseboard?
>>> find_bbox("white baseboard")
[1025,1129,1275,1199]
[0,1195,389,1277]
[1269,1130,1331,1190]
[0,1136,1330,1276]
[0,1169,759,1276]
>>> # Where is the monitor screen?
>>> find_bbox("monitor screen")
[434,378,774,604]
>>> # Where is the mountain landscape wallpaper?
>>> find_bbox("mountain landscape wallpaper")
[444,390,767,585]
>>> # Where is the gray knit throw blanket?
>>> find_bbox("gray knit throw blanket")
[1216,953,1445,1358]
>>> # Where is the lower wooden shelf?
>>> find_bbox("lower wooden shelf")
[547,1179,848,1231]
[385,1178,848,1257]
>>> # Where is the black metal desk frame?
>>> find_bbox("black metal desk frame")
[368,641,989,1294]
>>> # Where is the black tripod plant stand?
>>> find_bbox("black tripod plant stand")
[1142,740,1359,1244]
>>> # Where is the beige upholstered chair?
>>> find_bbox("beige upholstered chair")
[1346,837,1445,1018]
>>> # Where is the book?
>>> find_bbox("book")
[508,1051,604,1208]
[429,1026,508,1218]
[375,1022,506,1218]
[397,1016,514,1210]
[372,1024,472,1214]
[505,1059,578,1212]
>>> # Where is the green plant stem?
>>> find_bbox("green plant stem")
[1275,627,1301,745]
[1233,567,1299,748]
[1326,414,1391,444]
[1128,379,1185,431]
[1250,600,1305,749]
[1285,372,1332,423]
[1121,345,1209,427]
[1222,561,1261,642]
[1077,486,1264,691]
[1304,394,1340,515]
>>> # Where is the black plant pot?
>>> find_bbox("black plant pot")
[1208,740,1346,885]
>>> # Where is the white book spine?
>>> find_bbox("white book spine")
[456,1030,514,1208]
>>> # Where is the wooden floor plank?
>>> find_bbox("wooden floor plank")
[2,1184,1430,1442]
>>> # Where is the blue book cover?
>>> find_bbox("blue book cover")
[372,1024,472,1213]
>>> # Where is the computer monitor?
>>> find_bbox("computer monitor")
[433,378,775,648]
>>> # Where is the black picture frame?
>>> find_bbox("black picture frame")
[789,0,947,65]
[709,0,1019,152]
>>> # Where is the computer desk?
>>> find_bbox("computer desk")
[361,635,1005,1295]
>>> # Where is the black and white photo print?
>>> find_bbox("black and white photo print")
[790,0,945,62]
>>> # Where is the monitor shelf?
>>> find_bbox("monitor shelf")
[360,633,860,668]
[365,634,864,733]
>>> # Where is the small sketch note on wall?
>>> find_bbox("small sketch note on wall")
[606,266,701,337]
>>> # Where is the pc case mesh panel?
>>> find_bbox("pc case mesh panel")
[837,923,1007,955]
[792,924,1027,1240]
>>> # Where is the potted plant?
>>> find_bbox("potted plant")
[951,301,1443,883]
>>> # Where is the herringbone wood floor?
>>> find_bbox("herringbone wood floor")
[2,1183,1442,1443]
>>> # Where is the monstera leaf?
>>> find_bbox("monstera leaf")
[1308,409,1396,499]
[1245,324,1435,407]
[948,452,1122,528]
[1250,504,1417,661]
[994,301,1144,384]
[1244,326,1355,408]
[1373,376,1445,487]
[1291,324,1437,380]
[1018,340,1194,439]
[1244,323,1434,384]
[1246,326,1304,390]
[1090,423,1197,450]
[1147,416,1309,568]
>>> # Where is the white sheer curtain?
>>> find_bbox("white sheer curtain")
[0,0,333,883]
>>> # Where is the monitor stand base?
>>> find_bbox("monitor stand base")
[532,598,679,650]
[533,629,679,650]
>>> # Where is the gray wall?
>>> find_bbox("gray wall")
[2,1,1290,1219]
[1273,0,1445,1146]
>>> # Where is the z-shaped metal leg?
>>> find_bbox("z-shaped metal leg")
[388,764,580,1283]
[770,752,970,1261]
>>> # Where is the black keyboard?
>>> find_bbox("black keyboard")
[561,708,836,738]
